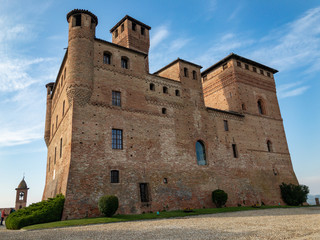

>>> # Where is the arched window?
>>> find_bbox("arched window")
[19,191,24,200]
[195,141,206,165]
[103,52,112,65]
[111,170,119,183]
[121,57,129,69]
[257,99,265,115]
[192,70,197,80]
[267,140,273,152]
[150,83,155,91]
[163,86,168,94]
[184,67,189,77]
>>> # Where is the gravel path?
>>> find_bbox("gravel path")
[1,207,320,240]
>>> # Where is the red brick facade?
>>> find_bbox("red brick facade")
[42,9,298,220]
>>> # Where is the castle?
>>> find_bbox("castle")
[42,9,298,220]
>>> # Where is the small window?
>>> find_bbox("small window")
[224,120,229,131]
[64,68,66,79]
[192,70,197,80]
[52,124,54,134]
[139,183,149,202]
[241,103,246,111]
[121,24,124,32]
[112,129,123,149]
[103,52,111,65]
[222,63,228,70]
[132,22,136,31]
[112,91,121,107]
[267,72,271,77]
[184,67,188,77]
[196,141,207,165]
[163,86,168,94]
[121,57,129,69]
[54,147,57,164]
[111,170,119,183]
[267,140,273,152]
[61,75,63,86]
[175,89,180,96]
[260,69,264,75]
[141,27,145,35]
[245,64,249,70]
[60,138,62,158]
[62,100,65,116]
[257,99,265,115]
[74,15,81,27]
[150,83,155,91]
[203,75,207,82]
[48,157,51,171]
[114,29,118,38]
[232,144,238,158]
[56,115,58,129]
[19,192,24,201]
[237,61,241,67]
[253,67,257,72]
[162,108,167,114]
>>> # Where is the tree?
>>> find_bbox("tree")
[280,182,309,206]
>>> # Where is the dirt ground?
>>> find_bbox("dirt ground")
[1,207,319,240]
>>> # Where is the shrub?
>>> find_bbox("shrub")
[212,189,228,208]
[5,194,65,230]
[98,195,119,217]
[280,182,309,206]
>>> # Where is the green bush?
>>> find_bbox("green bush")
[212,189,228,208]
[5,194,65,230]
[280,182,309,206]
[98,195,119,217]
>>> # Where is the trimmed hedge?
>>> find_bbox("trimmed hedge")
[212,189,228,208]
[5,194,65,230]
[280,182,309,206]
[98,195,119,217]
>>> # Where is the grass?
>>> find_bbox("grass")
[22,205,301,230]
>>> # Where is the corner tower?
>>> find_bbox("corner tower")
[110,15,151,54]
[66,9,98,106]
[15,177,29,210]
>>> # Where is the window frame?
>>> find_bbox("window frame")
[232,144,238,158]
[112,91,121,107]
[112,129,123,150]
[139,183,149,202]
[224,120,229,131]
[103,52,112,65]
[121,57,129,69]
[195,140,207,165]
[111,170,119,183]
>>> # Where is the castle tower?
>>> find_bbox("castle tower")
[44,82,54,146]
[65,9,98,106]
[15,177,29,210]
[110,15,151,54]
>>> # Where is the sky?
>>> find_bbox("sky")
[0,0,319,208]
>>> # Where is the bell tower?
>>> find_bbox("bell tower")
[15,177,29,210]
[110,15,151,54]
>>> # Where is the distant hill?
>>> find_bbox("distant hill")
[307,194,320,205]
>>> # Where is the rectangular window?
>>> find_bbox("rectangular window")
[112,91,121,106]
[237,61,241,67]
[232,144,238,158]
[63,100,65,116]
[132,22,136,31]
[224,120,229,131]
[112,129,123,149]
[103,53,111,64]
[49,157,51,171]
[222,63,228,70]
[75,15,81,26]
[141,27,145,35]
[56,115,58,129]
[139,183,149,202]
[121,24,124,32]
[111,170,119,183]
[60,138,62,158]
[260,69,264,75]
[245,64,249,70]
[267,72,271,77]
[52,124,54,134]
[54,147,57,164]
[253,67,257,72]
[121,58,128,69]
[114,29,118,38]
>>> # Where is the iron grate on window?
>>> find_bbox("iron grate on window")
[112,129,123,149]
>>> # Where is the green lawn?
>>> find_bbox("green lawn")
[22,205,298,230]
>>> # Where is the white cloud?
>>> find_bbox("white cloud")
[277,81,309,99]
[0,124,43,147]
[169,38,192,52]
[150,25,169,49]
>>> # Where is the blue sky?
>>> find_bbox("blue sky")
[0,0,319,207]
